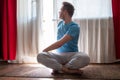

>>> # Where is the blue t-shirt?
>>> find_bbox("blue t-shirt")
[57,21,80,53]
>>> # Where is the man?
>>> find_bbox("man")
[37,2,90,75]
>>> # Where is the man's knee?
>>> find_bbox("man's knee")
[37,52,47,63]
[77,53,90,66]
[66,53,90,69]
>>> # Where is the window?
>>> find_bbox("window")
[55,0,112,19]
[40,0,55,50]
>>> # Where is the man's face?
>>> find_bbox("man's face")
[59,6,66,19]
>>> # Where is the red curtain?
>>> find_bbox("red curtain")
[112,0,120,59]
[0,0,17,60]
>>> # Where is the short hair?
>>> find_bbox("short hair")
[62,2,74,17]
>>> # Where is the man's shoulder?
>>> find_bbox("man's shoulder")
[71,21,78,25]
[58,20,64,26]
[70,22,79,28]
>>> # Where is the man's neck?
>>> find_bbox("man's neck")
[64,16,72,24]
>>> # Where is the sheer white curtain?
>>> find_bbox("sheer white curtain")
[11,0,42,63]
[11,0,116,63]
[11,0,54,63]
[56,0,116,63]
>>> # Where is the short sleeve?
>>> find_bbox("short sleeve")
[66,25,80,38]
[57,21,63,27]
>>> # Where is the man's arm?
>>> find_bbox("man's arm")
[43,34,72,52]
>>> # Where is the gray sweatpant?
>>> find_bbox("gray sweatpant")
[37,52,90,70]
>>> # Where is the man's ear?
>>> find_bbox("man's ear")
[63,10,66,14]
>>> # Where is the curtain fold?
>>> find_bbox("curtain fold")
[0,0,17,60]
[74,18,116,63]
[13,0,41,63]
[112,0,120,59]
[0,0,4,59]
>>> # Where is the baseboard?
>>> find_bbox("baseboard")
[0,60,8,64]
[114,60,120,64]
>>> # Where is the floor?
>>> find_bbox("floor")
[0,62,120,80]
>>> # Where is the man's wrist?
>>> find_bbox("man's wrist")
[43,49,48,52]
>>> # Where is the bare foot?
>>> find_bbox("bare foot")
[62,66,83,75]
[51,70,64,75]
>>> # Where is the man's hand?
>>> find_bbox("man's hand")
[42,49,48,52]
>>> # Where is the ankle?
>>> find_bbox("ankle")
[61,66,69,72]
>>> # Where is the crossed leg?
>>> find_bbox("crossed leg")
[37,52,90,75]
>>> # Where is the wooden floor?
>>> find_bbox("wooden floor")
[0,77,95,80]
[0,62,120,80]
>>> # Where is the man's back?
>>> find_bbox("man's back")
[57,21,80,53]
